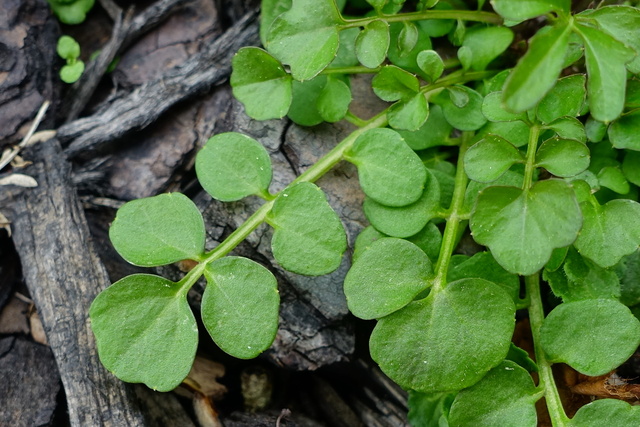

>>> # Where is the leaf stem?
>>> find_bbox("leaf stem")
[431,132,472,293]
[523,124,540,190]
[422,70,497,94]
[322,65,382,75]
[525,273,570,427]
[342,10,503,28]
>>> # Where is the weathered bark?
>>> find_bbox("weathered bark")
[3,139,194,426]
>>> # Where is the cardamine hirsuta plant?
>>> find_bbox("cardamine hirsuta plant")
[90,0,640,424]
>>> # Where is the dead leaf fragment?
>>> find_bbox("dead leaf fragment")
[29,308,48,345]
[0,173,38,187]
[193,392,223,427]
[177,356,227,400]
[0,212,11,236]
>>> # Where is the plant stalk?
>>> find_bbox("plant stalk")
[343,10,503,28]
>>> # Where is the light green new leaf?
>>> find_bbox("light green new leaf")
[355,20,390,69]
[317,76,351,123]
[266,0,343,80]
[109,193,205,267]
[397,104,452,150]
[537,75,586,124]
[398,21,419,57]
[545,117,587,143]
[344,238,432,319]
[60,61,85,84]
[416,50,444,83]
[535,137,590,177]
[370,278,515,393]
[408,391,455,427]
[90,274,198,392]
[196,132,272,201]
[231,47,292,120]
[575,199,640,268]
[482,92,527,122]
[268,182,346,275]
[363,169,440,238]
[387,21,433,77]
[470,180,582,275]
[371,65,419,102]
[579,5,640,74]
[345,128,427,207]
[609,109,640,151]
[502,23,571,112]
[575,23,636,123]
[57,35,80,59]
[490,0,570,22]
[49,0,95,25]
[458,26,514,71]
[464,135,525,183]
[449,361,539,427]
[259,0,292,45]
[202,257,279,359]
[388,94,429,131]
[570,399,640,426]
[442,86,487,131]
[540,299,640,375]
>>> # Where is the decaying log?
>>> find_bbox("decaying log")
[2,139,194,426]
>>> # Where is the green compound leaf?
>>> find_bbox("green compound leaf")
[109,193,205,267]
[345,128,427,207]
[317,76,351,123]
[363,169,440,238]
[202,257,279,359]
[408,391,455,427]
[266,0,343,81]
[370,278,515,393]
[482,92,527,122]
[458,26,514,71]
[442,86,487,131]
[268,182,347,275]
[609,109,640,151]
[60,61,85,84]
[48,0,95,25]
[490,0,570,22]
[575,23,636,123]
[536,74,587,124]
[388,93,429,131]
[355,20,390,69]
[502,23,571,113]
[448,361,540,427]
[535,137,590,178]
[578,5,640,74]
[230,47,292,120]
[464,135,525,183]
[196,132,272,202]
[470,180,582,275]
[260,0,292,46]
[416,50,444,83]
[344,238,432,319]
[540,299,640,375]
[371,65,419,102]
[90,274,198,392]
[574,199,640,268]
[57,35,80,59]
[570,399,640,426]
[397,104,452,150]
[545,117,587,143]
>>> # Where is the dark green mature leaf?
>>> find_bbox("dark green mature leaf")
[408,391,455,427]
[260,0,292,45]
[616,250,640,306]
[478,120,530,147]
[597,166,630,195]
[407,222,443,265]
[268,182,347,275]
[416,50,444,83]
[419,2,455,37]
[464,135,525,183]
[490,0,570,22]
[202,257,279,359]
[397,104,452,150]
[506,343,539,373]
[398,21,419,57]
[370,278,515,393]
[90,274,198,392]
[579,5,640,74]
[355,20,390,69]
[317,76,351,123]
[449,361,539,427]
[585,116,607,142]
[388,94,429,131]
[540,299,640,375]
[344,238,432,319]
[110,193,205,267]
[371,65,419,102]
[387,21,433,76]
[574,199,640,268]
[352,225,384,263]
[570,399,640,426]
[545,117,587,143]
[458,26,514,71]
[329,26,359,68]
[266,0,343,80]
[482,92,527,122]
[470,180,582,275]
[288,75,327,126]
[535,137,589,177]
[345,128,427,206]
[364,169,440,238]
[502,23,571,112]
[231,47,292,120]
[196,132,272,201]
[609,109,640,151]
[575,23,635,122]
[442,86,487,131]
[537,75,586,124]
[464,170,524,215]
[623,151,640,186]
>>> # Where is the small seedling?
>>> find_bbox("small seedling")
[90,0,640,425]
[56,35,85,84]
[48,0,95,25]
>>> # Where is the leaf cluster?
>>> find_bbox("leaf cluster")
[56,35,85,84]
[48,0,94,25]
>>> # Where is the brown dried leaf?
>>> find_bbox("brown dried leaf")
[176,356,227,399]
